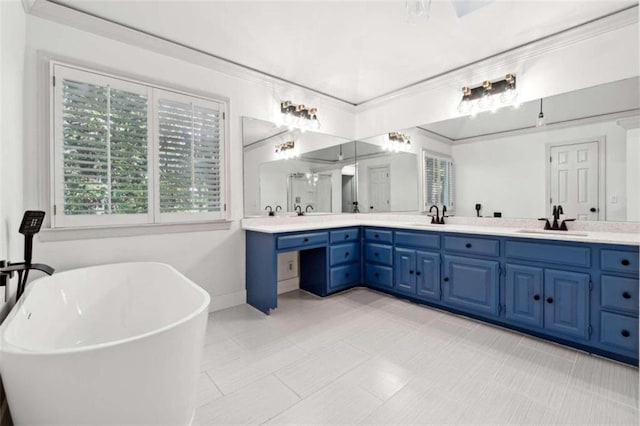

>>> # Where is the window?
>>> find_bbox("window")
[51,63,226,228]
[423,151,453,210]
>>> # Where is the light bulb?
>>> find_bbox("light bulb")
[537,112,546,127]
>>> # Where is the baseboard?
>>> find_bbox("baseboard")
[278,278,299,295]
[209,290,246,312]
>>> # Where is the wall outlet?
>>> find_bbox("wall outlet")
[610,195,618,204]
[287,261,294,271]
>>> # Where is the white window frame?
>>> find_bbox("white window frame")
[422,150,454,212]
[50,61,229,229]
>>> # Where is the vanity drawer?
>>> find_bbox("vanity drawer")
[330,243,360,266]
[364,228,393,244]
[365,264,393,289]
[505,241,590,268]
[330,228,360,244]
[330,263,360,290]
[395,231,440,250]
[601,275,638,314]
[444,236,499,257]
[600,311,639,353]
[364,243,393,266]
[277,232,328,250]
[601,250,639,275]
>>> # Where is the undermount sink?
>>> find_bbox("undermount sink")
[409,223,445,227]
[516,229,588,237]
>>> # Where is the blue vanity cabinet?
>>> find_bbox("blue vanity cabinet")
[441,255,500,318]
[594,247,639,359]
[363,228,394,290]
[393,231,441,301]
[543,269,590,340]
[504,264,544,328]
[328,228,361,293]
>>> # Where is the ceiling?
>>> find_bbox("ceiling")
[54,0,637,104]
[418,77,640,141]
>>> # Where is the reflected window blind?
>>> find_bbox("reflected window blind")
[62,79,148,216]
[158,99,222,214]
[424,154,453,208]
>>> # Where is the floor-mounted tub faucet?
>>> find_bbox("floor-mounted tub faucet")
[0,211,55,301]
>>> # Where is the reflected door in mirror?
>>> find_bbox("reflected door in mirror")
[368,166,390,212]
[550,141,599,221]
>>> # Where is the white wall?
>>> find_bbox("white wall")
[18,15,354,311]
[355,19,639,139]
[0,0,27,310]
[627,128,640,221]
[452,121,628,220]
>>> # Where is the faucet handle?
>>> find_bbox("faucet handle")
[538,218,552,230]
[560,218,576,231]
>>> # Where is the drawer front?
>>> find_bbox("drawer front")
[364,228,393,244]
[277,232,328,250]
[505,241,591,268]
[600,311,639,353]
[601,275,639,314]
[330,243,360,266]
[330,228,360,244]
[365,264,393,289]
[601,250,639,275]
[330,263,360,290]
[395,231,440,250]
[444,236,499,257]
[365,243,393,266]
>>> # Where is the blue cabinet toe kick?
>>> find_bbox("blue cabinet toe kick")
[245,227,639,365]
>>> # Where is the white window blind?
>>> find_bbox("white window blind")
[157,95,223,219]
[424,152,453,210]
[52,63,227,228]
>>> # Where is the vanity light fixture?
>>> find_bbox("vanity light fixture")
[385,132,411,152]
[457,73,519,117]
[275,140,299,160]
[536,98,546,127]
[275,100,320,132]
[338,144,344,161]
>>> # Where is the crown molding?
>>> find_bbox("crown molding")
[26,0,357,111]
[26,1,638,113]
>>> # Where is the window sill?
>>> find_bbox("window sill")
[39,220,233,242]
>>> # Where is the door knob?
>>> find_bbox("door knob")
[590,207,597,212]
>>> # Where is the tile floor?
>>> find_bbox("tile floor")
[195,289,639,425]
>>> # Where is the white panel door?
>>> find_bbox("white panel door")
[550,141,599,220]
[368,166,390,212]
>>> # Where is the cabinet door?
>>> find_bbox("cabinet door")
[416,251,440,301]
[442,255,499,317]
[394,248,416,294]
[544,269,590,340]
[505,264,543,328]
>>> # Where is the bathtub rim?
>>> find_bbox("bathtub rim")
[0,262,211,356]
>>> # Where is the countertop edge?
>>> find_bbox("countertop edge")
[242,220,640,246]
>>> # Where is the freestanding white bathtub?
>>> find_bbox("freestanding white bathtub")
[0,262,210,425]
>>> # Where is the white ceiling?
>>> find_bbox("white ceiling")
[419,77,640,140]
[56,0,637,104]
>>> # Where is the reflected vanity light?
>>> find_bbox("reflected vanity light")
[274,100,320,132]
[385,132,411,152]
[275,140,300,160]
[457,74,519,117]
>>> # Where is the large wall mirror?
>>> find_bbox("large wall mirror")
[243,76,639,221]
[418,76,639,222]
[242,117,424,216]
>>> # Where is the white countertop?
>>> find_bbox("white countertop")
[241,214,640,246]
